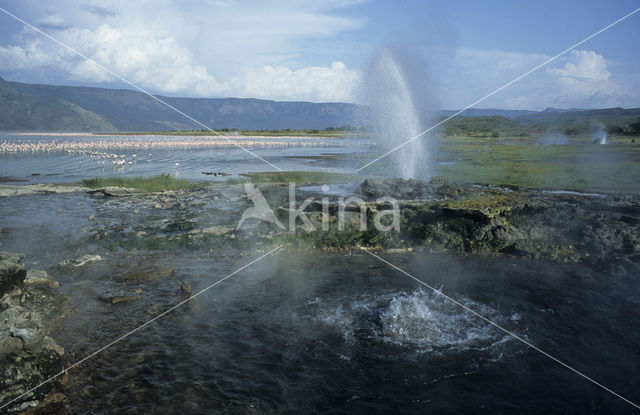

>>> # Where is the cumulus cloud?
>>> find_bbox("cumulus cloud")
[1,2,636,108]
[546,50,628,107]
[65,24,229,95]
[231,61,361,102]
[548,50,611,81]
[439,48,552,109]
[0,41,57,70]
[0,0,365,101]
[440,47,637,109]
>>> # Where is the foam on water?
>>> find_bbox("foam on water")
[311,288,516,354]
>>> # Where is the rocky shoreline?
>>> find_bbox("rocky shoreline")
[245,177,640,274]
[0,177,639,411]
[1,178,638,272]
[0,253,68,413]
[0,184,87,198]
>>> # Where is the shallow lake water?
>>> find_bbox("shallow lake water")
[0,134,373,183]
[1,137,639,413]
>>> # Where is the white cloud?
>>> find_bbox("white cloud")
[0,41,56,70]
[65,24,229,95]
[438,47,637,109]
[548,50,611,81]
[230,61,361,102]
[0,0,365,101]
[3,3,635,108]
[438,48,552,109]
[546,50,628,107]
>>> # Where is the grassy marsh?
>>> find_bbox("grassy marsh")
[432,135,640,192]
[81,174,200,192]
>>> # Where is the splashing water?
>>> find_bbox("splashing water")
[599,133,608,145]
[312,288,516,354]
[362,48,429,179]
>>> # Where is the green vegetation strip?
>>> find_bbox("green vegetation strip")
[81,174,200,192]
[432,136,640,193]
[237,171,362,184]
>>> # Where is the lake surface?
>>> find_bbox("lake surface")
[1,136,639,413]
[0,134,374,183]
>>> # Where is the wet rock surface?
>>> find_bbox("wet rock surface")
[56,178,638,271]
[98,288,142,304]
[0,259,26,293]
[4,179,638,272]
[0,178,639,412]
[245,178,640,271]
[24,270,59,289]
[356,176,464,200]
[0,184,87,198]
[87,187,137,197]
[0,252,68,413]
[58,254,103,268]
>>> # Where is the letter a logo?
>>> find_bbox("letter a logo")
[237,183,285,230]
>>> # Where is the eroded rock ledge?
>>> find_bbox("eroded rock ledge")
[242,178,640,275]
[0,184,87,198]
[2,178,637,275]
[0,252,68,413]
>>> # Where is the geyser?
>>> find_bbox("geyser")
[361,47,431,179]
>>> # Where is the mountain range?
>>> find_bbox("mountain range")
[1,76,638,132]
[0,77,357,132]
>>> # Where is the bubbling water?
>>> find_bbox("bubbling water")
[312,288,517,355]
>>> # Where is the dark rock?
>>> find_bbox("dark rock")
[427,176,464,198]
[260,178,640,265]
[87,186,136,197]
[0,329,24,358]
[356,176,463,201]
[22,392,68,414]
[0,347,65,412]
[163,220,195,232]
[0,260,27,293]
[24,270,59,289]
[98,288,142,304]
[357,178,427,200]
[58,254,103,268]
[181,281,192,297]
[0,252,25,264]
[0,254,67,412]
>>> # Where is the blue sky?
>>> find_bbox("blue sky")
[0,0,638,109]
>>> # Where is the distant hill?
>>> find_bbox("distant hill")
[0,77,358,132]
[1,77,638,133]
[0,77,117,131]
[514,107,640,125]
[438,108,640,138]
[439,108,536,118]
[441,115,534,138]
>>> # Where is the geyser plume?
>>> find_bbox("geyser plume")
[591,122,608,145]
[360,47,433,179]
